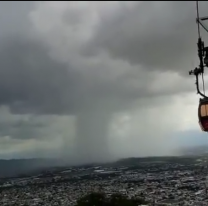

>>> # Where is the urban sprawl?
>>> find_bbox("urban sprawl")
[0,156,208,205]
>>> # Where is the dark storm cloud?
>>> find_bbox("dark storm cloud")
[0,36,190,115]
[0,1,35,38]
[0,1,199,160]
[0,1,197,116]
[0,37,83,114]
[0,36,134,114]
[83,1,208,74]
[0,2,77,114]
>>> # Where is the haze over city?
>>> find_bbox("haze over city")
[0,1,208,164]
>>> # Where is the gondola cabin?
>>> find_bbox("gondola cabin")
[198,98,208,131]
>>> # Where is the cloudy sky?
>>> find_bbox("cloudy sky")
[0,1,207,162]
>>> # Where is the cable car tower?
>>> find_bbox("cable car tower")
[189,1,208,132]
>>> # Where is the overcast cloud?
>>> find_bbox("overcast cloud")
[0,1,206,163]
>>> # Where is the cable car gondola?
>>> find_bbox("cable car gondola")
[189,1,208,132]
[198,98,208,131]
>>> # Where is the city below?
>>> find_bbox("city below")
[0,153,208,205]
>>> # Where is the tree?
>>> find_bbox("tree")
[76,192,106,206]
[75,192,148,206]
[108,193,130,206]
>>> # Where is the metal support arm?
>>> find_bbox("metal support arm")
[189,14,208,99]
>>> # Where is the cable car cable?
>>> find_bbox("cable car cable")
[196,1,207,96]
[196,1,201,38]
[196,1,207,120]
[202,73,206,95]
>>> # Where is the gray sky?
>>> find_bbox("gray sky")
[0,1,207,162]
